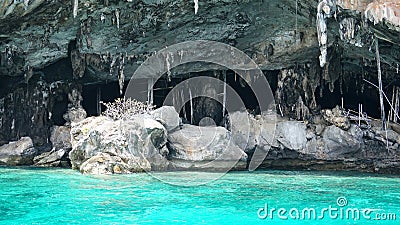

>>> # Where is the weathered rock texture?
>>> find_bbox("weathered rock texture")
[0,136,37,165]
[68,115,172,174]
[167,124,248,170]
[259,114,400,174]
[0,0,400,173]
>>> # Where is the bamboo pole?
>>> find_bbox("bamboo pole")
[389,86,395,122]
[181,89,186,121]
[363,79,400,122]
[222,71,226,119]
[97,87,101,116]
[189,88,193,124]
[375,37,386,130]
[395,87,399,123]
[358,103,361,126]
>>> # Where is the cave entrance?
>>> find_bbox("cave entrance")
[80,69,277,126]
[82,82,121,117]
[316,76,390,120]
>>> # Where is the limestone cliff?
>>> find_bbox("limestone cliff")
[0,0,400,172]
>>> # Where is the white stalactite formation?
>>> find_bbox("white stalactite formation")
[316,0,336,67]
[73,0,78,18]
[194,0,198,15]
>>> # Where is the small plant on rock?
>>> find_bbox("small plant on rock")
[101,98,155,120]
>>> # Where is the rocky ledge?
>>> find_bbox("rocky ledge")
[230,108,400,174]
[0,0,400,175]
[1,105,400,174]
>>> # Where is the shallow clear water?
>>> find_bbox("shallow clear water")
[0,168,399,225]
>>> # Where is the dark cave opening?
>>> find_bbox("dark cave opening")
[316,77,393,119]
[77,67,395,126]
[51,93,68,126]
[82,82,122,117]
[79,69,279,126]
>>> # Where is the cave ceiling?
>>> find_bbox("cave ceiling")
[0,0,399,83]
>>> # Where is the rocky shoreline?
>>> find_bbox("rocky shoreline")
[1,105,399,175]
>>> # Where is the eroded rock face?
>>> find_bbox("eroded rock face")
[321,125,363,158]
[167,124,247,170]
[80,152,150,175]
[50,125,71,151]
[260,115,400,174]
[0,136,37,165]
[276,121,307,150]
[229,111,276,154]
[151,106,180,132]
[69,115,168,174]
[33,149,68,167]
[322,107,350,130]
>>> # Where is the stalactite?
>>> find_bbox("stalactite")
[115,9,120,30]
[100,13,105,23]
[316,0,336,67]
[172,90,176,112]
[73,0,78,18]
[194,0,199,15]
[147,78,153,106]
[296,96,309,121]
[23,0,29,10]
[24,65,32,84]
[181,89,186,121]
[118,54,125,95]
[166,53,171,82]
[109,55,117,76]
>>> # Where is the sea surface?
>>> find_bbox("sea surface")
[0,167,399,224]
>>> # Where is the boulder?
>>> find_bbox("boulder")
[322,106,350,130]
[50,126,72,151]
[80,152,151,175]
[167,124,247,170]
[123,117,170,170]
[33,149,69,167]
[151,106,180,131]
[63,107,86,124]
[69,115,168,174]
[229,111,276,153]
[0,137,37,165]
[321,125,362,159]
[229,111,256,151]
[275,121,307,150]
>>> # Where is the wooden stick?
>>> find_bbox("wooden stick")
[389,86,395,122]
[395,87,399,123]
[341,97,344,109]
[189,88,193,124]
[375,37,386,130]
[358,103,361,126]
[97,87,101,116]
[222,71,226,119]
[363,79,400,122]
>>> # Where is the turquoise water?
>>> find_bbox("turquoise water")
[0,168,399,225]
